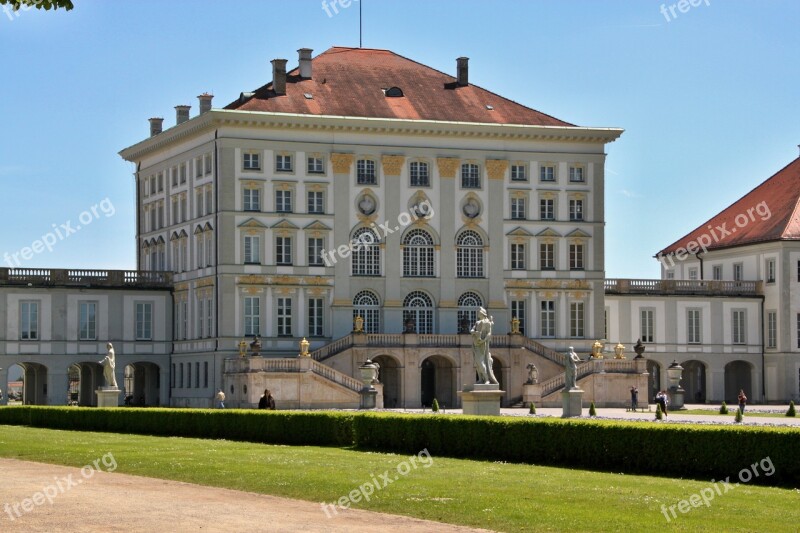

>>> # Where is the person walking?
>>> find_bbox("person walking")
[214,389,226,409]
[258,389,276,410]
[656,390,668,417]
[738,389,747,413]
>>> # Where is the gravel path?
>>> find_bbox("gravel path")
[0,458,494,533]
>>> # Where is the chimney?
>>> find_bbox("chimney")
[197,93,213,115]
[149,117,164,137]
[175,105,191,125]
[272,58,288,95]
[298,48,313,79]
[457,57,469,87]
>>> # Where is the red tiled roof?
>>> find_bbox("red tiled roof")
[657,157,800,256]
[224,47,573,127]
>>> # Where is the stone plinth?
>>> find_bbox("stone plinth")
[522,383,541,407]
[360,388,378,409]
[459,384,504,416]
[96,387,121,408]
[561,388,584,418]
[668,387,685,410]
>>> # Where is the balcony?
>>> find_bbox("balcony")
[0,268,173,289]
[604,279,762,297]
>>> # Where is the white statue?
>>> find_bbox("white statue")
[564,347,581,390]
[99,343,118,389]
[470,308,499,385]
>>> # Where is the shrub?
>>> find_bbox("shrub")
[655,404,663,420]
[529,403,536,415]
[735,408,743,423]
[431,399,439,413]
[720,402,729,415]
[589,402,597,417]
[787,401,796,417]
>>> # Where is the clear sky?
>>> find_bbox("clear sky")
[1,0,798,278]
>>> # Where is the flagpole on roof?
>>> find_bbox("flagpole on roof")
[359,0,363,48]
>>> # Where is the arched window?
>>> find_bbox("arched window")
[403,291,434,334]
[353,290,380,333]
[456,230,484,278]
[457,292,482,332]
[351,228,381,276]
[403,229,434,277]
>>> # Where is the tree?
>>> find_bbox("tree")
[0,0,74,12]
[787,401,796,417]
[528,403,536,415]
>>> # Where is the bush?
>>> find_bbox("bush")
[735,408,743,423]
[431,399,439,413]
[589,402,597,417]
[655,404,663,420]
[787,401,796,417]
[529,403,536,415]
[720,402,729,415]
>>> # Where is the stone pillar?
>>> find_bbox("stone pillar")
[522,383,541,407]
[561,388,584,418]
[459,383,503,416]
[48,368,69,406]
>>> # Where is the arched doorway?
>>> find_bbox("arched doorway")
[68,362,103,406]
[372,355,401,408]
[124,362,161,406]
[5,364,25,405]
[646,360,661,404]
[682,360,707,404]
[725,361,752,404]
[9,363,48,405]
[420,355,455,408]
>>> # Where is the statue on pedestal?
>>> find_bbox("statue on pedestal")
[564,347,581,390]
[470,307,499,385]
[99,343,118,389]
[526,363,539,384]
[353,315,364,333]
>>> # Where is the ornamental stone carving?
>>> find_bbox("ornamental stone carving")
[436,158,459,178]
[357,193,377,216]
[331,153,354,174]
[381,155,405,176]
[462,198,481,219]
[486,159,509,180]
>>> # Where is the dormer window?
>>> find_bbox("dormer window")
[384,87,404,98]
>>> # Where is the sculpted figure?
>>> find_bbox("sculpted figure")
[99,343,118,389]
[469,308,499,385]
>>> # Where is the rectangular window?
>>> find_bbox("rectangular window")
[244,297,260,336]
[540,300,555,338]
[206,296,213,337]
[171,363,176,388]
[732,310,746,344]
[205,187,213,213]
[688,309,701,344]
[307,191,324,214]
[604,308,609,339]
[570,302,584,338]
[308,298,323,337]
[171,168,177,187]
[540,243,555,270]
[275,190,292,213]
[640,309,654,343]
[308,237,325,266]
[243,152,260,170]
[712,265,722,281]
[307,156,324,174]
[187,362,192,389]
[569,166,585,182]
[797,261,800,283]
[766,258,775,283]
[767,311,777,349]
[511,300,526,335]
[243,188,260,211]
[511,243,526,270]
[195,362,200,388]
[20,301,39,340]
[569,199,584,221]
[79,302,97,341]
[181,301,188,341]
[197,299,205,339]
[461,163,480,189]
[196,235,205,269]
[276,236,293,265]
[357,159,376,185]
[157,172,164,192]
[244,235,260,264]
[181,196,188,222]
[277,298,292,337]
[204,153,212,175]
[180,164,187,184]
[570,244,585,270]
[179,363,184,389]
[195,157,203,178]
[409,161,430,187]
[511,164,527,182]
[195,189,204,218]
[203,361,209,388]
[276,154,293,172]
[733,263,743,281]
[540,198,554,220]
[688,267,698,280]
[135,302,152,340]
[511,198,526,220]
[797,313,800,349]
[540,165,555,182]
[666,270,675,280]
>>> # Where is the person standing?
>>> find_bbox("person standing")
[214,389,226,409]
[738,389,747,413]
[258,389,276,410]
[630,386,639,411]
[656,390,668,417]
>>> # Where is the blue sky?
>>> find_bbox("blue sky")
[1,0,798,278]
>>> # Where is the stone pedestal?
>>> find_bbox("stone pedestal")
[668,387,685,410]
[522,383,541,407]
[96,387,121,408]
[360,388,378,409]
[459,383,504,416]
[561,388,584,418]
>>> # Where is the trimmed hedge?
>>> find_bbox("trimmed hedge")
[352,413,800,487]
[0,407,353,447]
[1,407,797,487]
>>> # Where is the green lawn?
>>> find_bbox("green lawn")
[679,409,794,418]
[0,425,797,532]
